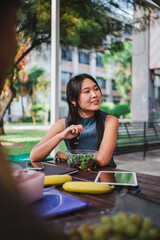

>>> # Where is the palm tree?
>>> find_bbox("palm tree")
[103,41,132,102]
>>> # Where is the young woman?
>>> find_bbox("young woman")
[30,73,119,167]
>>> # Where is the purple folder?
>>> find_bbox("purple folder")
[31,187,91,218]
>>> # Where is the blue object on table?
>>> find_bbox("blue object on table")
[30,187,91,218]
[135,188,141,194]
[7,153,53,163]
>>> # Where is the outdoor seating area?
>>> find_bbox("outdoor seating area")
[114,121,160,158]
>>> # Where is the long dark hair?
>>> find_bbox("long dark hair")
[66,73,104,149]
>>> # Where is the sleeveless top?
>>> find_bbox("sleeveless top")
[64,111,117,168]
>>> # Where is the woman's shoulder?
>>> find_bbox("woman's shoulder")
[105,114,119,127]
[50,117,66,130]
[56,117,66,124]
[99,111,119,124]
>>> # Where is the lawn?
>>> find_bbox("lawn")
[0,127,67,156]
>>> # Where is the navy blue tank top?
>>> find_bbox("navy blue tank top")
[64,111,116,168]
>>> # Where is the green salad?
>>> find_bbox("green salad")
[66,150,97,170]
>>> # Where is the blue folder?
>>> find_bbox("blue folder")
[31,187,91,218]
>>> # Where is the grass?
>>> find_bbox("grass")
[0,128,47,155]
[0,127,67,156]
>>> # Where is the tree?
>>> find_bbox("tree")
[103,41,132,102]
[35,73,50,125]
[23,66,50,125]
[0,0,156,134]
[25,66,45,102]
[0,0,51,134]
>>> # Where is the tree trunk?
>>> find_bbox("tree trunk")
[31,112,36,125]
[0,86,16,135]
[21,96,25,117]
[0,118,5,135]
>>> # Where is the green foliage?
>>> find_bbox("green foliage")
[30,103,45,122]
[100,101,115,115]
[103,41,132,102]
[19,116,33,122]
[60,0,113,49]
[18,0,130,52]
[17,0,51,52]
[28,66,44,83]
[100,101,130,118]
[125,112,131,119]
[113,102,130,118]
[26,66,45,96]
[30,103,44,113]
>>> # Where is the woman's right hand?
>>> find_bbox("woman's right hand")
[60,124,83,140]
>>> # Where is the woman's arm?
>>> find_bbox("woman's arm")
[30,119,83,162]
[96,115,119,166]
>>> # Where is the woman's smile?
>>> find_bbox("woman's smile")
[91,100,99,104]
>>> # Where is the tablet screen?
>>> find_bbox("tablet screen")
[94,171,138,186]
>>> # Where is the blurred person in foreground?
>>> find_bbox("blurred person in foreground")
[0,1,67,239]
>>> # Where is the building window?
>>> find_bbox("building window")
[112,20,122,32]
[96,77,106,90]
[112,79,117,91]
[125,24,132,35]
[79,51,90,65]
[101,96,107,102]
[113,97,120,104]
[111,36,121,44]
[96,55,103,68]
[61,92,66,101]
[61,47,72,61]
[61,71,72,86]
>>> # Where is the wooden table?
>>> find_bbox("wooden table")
[42,162,160,232]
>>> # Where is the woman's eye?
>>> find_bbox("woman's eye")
[95,87,99,91]
[84,91,90,93]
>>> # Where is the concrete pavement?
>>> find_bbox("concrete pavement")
[114,149,160,177]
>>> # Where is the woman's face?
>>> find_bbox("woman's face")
[78,78,102,117]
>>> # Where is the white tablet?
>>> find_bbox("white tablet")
[94,171,138,187]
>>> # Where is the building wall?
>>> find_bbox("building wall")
[131,5,158,122]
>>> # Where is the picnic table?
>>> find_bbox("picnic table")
[37,161,160,234]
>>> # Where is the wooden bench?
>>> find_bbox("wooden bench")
[114,121,160,158]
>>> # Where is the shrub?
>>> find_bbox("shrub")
[19,116,33,122]
[100,102,115,114]
[100,101,130,118]
[29,104,45,124]
[125,112,131,119]
[36,110,45,122]
[113,102,130,118]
